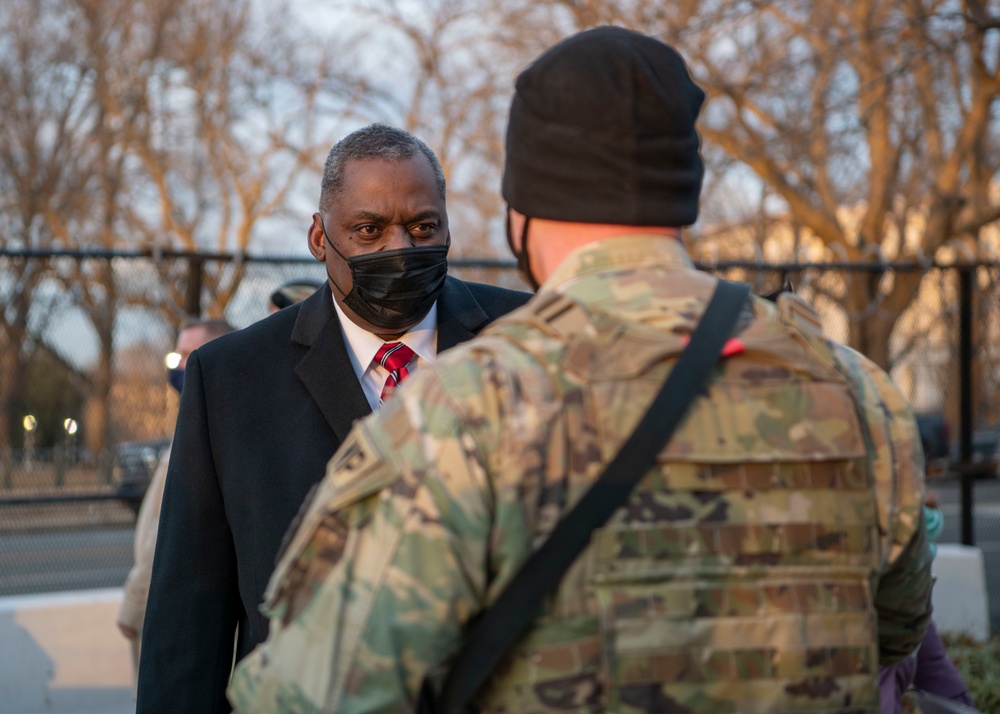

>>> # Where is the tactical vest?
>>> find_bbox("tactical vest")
[473,288,884,713]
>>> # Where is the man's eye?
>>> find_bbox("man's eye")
[356,225,379,236]
[410,223,437,236]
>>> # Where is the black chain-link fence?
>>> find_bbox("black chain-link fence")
[1,250,998,631]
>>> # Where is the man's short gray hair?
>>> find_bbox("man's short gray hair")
[319,123,447,211]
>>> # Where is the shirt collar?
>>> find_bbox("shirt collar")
[544,235,694,291]
[333,297,438,372]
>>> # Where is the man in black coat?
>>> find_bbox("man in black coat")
[136,124,529,714]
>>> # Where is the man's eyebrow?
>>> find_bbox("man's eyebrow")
[407,210,443,223]
[345,209,443,224]
[347,210,388,223]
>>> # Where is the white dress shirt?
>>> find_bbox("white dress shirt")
[332,298,438,411]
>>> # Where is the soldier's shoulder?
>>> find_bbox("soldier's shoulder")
[400,299,564,430]
[772,291,824,338]
[824,336,894,393]
[454,278,533,315]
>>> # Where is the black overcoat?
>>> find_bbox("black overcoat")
[136,278,529,713]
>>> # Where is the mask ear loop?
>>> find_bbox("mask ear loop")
[521,217,537,290]
[506,210,539,291]
[317,215,353,299]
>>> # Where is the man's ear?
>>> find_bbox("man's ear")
[307,213,325,262]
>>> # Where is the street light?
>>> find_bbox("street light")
[22,414,37,468]
[62,418,79,474]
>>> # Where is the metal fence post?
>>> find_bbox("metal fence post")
[186,255,204,317]
[959,265,975,546]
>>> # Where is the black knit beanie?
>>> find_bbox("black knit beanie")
[502,27,705,227]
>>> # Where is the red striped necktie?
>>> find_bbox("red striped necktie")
[374,341,416,405]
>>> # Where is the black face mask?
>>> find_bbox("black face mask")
[168,368,184,394]
[506,211,539,291]
[321,222,449,331]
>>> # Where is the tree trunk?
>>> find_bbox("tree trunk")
[84,262,118,480]
[842,266,925,372]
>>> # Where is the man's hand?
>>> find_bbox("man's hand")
[117,621,139,640]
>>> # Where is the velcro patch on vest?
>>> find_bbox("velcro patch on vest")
[593,377,868,463]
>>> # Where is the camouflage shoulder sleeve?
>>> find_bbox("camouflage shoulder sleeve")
[827,341,933,664]
[227,412,409,713]
[228,344,518,714]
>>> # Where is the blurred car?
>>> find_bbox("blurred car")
[947,424,1000,479]
[113,438,171,513]
[969,428,1000,464]
[915,413,1000,479]
[915,412,950,462]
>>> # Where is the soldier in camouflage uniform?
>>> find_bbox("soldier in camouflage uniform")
[228,27,933,713]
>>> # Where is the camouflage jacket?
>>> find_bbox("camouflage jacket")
[229,236,933,713]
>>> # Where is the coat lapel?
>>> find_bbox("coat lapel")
[292,284,372,443]
[436,276,491,351]
[292,277,491,442]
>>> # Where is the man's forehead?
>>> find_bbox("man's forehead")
[341,154,433,183]
[334,154,444,213]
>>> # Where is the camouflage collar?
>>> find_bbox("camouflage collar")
[543,235,693,291]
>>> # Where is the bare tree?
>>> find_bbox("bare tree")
[338,0,1000,368]
[0,0,95,450]
[0,0,368,459]
[335,0,543,257]
[120,0,370,320]
[682,0,1000,368]
[492,0,1000,368]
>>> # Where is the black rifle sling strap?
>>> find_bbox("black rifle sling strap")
[432,279,752,714]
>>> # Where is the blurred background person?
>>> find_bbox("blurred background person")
[880,490,976,712]
[116,318,235,690]
[268,278,322,314]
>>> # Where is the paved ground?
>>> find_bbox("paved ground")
[0,589,134,714]
[0,527,133,597]
[8,478,997,628]
[0,475,995,714]
[0,551,990,714]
